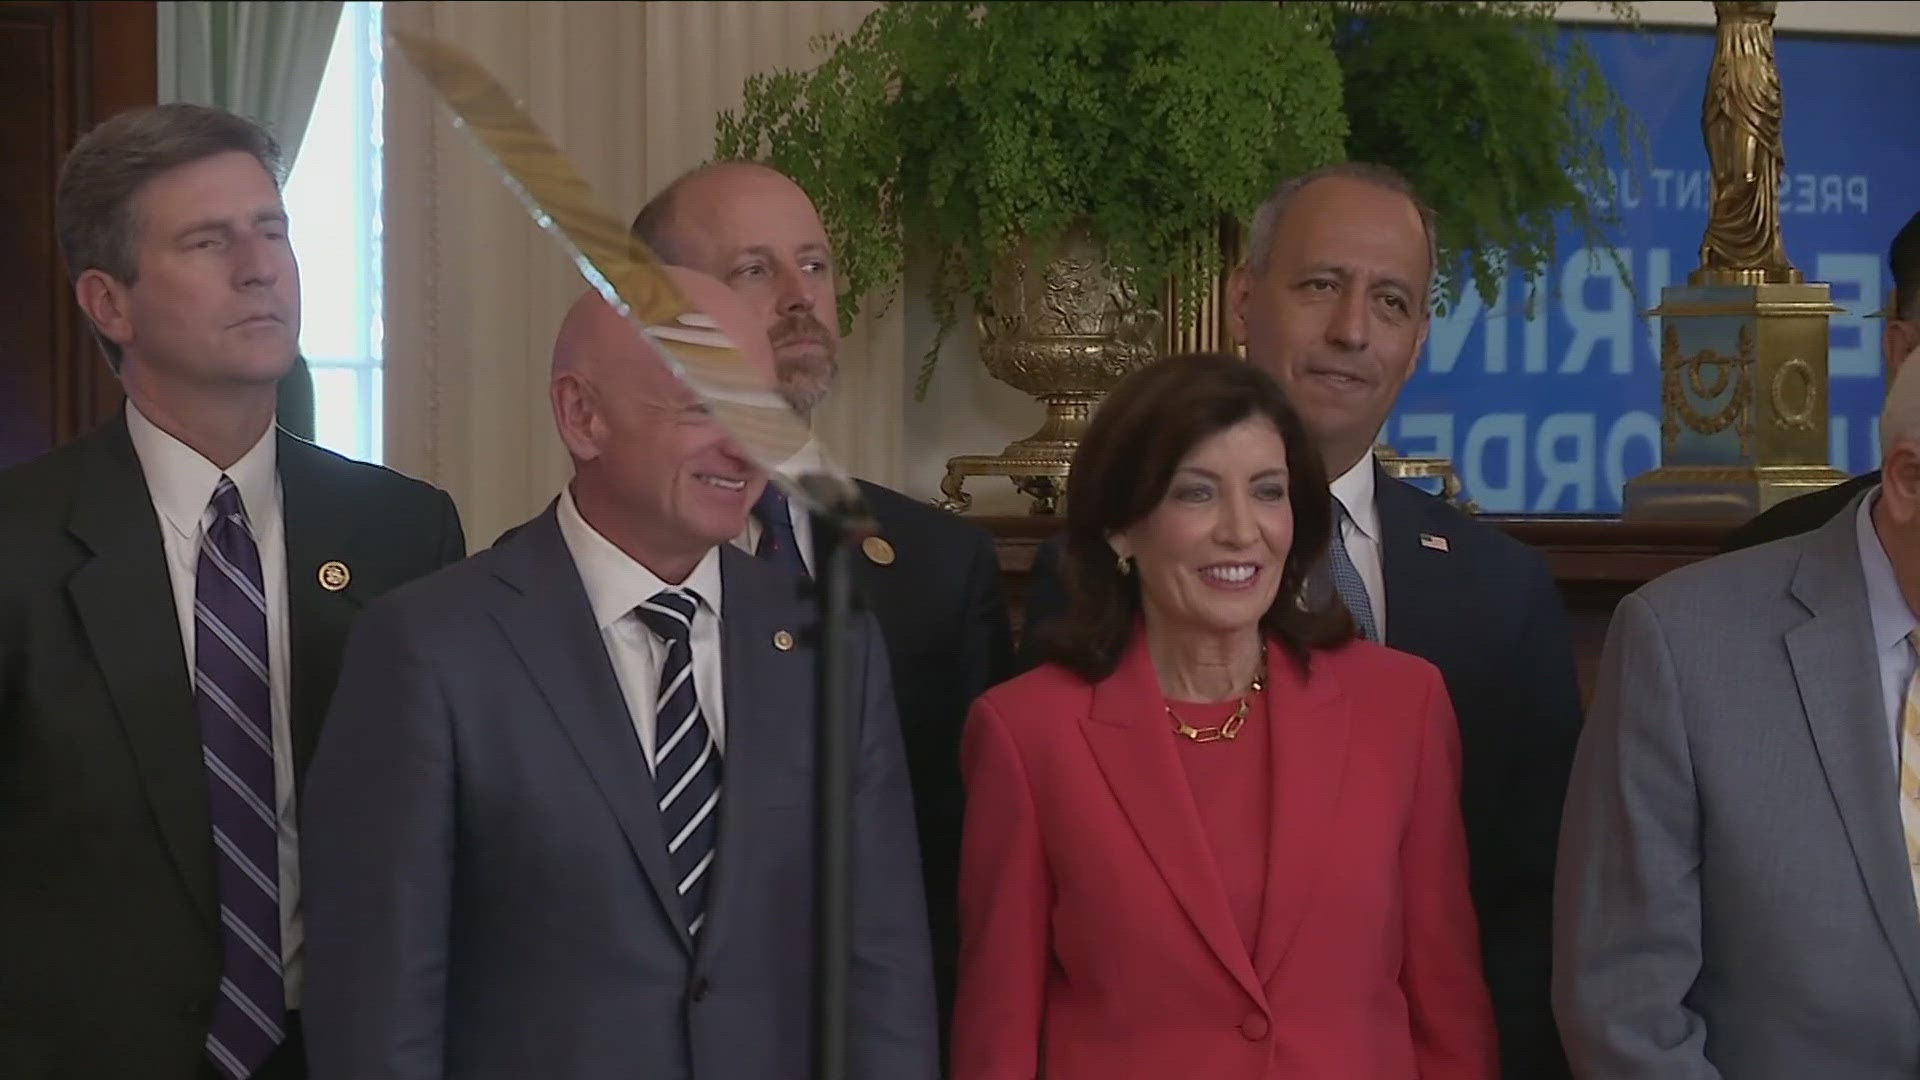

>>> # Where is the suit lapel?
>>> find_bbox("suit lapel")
[490,509,692,950]
[1251,651,1351,982]
[1375,469,1450,658]
[276,433,367,779]
[850,546,891,622]
[65,414,217,930]
[1785,502,1920,1011]
[697,547,812,965]
[1081,633,1266,1007]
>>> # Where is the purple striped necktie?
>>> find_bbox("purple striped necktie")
[195,476,285,1079]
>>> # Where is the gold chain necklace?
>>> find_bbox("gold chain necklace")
[1166,650,1266,743]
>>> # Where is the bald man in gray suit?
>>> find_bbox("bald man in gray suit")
[299,272,937,1080]
[1556,360,1920,1077]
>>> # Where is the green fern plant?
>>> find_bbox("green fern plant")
[716,1,1637,395]
[1335,0,1641,314]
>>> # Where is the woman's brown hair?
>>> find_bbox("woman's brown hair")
[1035,352,1353,682]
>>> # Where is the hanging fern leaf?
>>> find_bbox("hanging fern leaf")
[715,1,1637,397]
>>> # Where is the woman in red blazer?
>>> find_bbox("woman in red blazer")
[952,354,1495,1079]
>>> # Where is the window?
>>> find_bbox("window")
[284,2,383,463]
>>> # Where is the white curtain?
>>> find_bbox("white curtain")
[158,1,345,168]
[383,1,908,548]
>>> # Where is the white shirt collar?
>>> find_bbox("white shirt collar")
[1328,453,1380,543]
[776,436,828,480]
[125,401,278,540]
[556,486,724,632]
[1856,486,1916,655]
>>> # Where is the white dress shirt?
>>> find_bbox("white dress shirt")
[1329,454,1388,638]
[735,437,825,575]
[1854,486,1915,773]
[125,402,303,1008]
[557,487,728,762]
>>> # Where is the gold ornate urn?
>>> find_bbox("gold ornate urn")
[936,226,1164,514]
[939,220,1258,514]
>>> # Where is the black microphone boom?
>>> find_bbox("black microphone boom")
[799,472,875,1080]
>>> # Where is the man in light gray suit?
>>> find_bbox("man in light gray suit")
[1556,357,1920,1078]
[299,269,938,1079]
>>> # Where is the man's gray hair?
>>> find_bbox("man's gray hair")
[55,103,285,368]
[630,160,777,265]
[630,167,697,265]
[56,103,284,286]
[1242,161,1438,295]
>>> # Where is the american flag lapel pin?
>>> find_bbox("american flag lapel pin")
[1419,533,1450,553]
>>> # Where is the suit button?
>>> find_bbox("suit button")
[1239,1013,1269,1041]
[689,977,711,1002]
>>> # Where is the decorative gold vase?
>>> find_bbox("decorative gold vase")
[1375,442,1475,512]
[937,223,1238,514]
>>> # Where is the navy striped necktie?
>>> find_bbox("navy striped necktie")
[752,485,809,579]
[636,589,723,937]
[195,476,285,1078]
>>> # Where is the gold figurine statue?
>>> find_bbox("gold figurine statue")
[1628,0,1846,521]
[1695,0,1798,284]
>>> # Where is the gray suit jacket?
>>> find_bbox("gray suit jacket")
[1556,491,1920,1078]
[299,507,938,1080]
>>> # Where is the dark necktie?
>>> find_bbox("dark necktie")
[1328,500,1380,642]
[636,589,723,937]
[195,476,285,1078]
[752,484,810,579]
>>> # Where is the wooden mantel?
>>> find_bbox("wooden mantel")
[1493,517,1739,585]
[976,515,1736,704]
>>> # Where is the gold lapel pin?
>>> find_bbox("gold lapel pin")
[862,535,896,567]
[773,630,795,651]
[318,560,351,591]
[1418,533,1450,553]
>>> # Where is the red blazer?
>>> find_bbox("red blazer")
[951,633,1497,1080]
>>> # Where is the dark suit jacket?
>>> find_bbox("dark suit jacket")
[0,410,466,1080]
[1023,467,1583,1080]
[849,480,1014,1029]
[300,509,939,1080]
[489,477,1010,1038]
[1721,471,1880,553]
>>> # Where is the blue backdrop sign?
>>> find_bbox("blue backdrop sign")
[1390,25,1920,513]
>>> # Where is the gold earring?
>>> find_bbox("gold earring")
[1116,553,1133,576]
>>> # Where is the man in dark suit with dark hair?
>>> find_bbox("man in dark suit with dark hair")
[631,162,1015,1036]
[1721,208,1920,552]
[0,104,464,1080]
[1026,162,1584,1080]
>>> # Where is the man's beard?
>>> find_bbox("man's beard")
[770,311,838,417]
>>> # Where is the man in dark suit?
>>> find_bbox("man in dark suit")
[1025,163,1583,1079]
[631,162,1014,1032]
[0,104,465,1080]
[1722,208,1920,552]
[300,273,938,1080]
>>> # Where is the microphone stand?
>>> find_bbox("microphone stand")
[800,473,875,1080]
